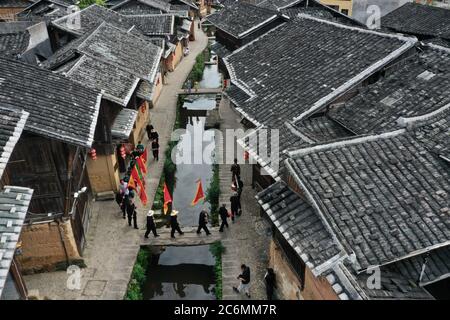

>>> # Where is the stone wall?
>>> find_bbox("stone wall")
[269,240,339,300]
[17,220,82,274]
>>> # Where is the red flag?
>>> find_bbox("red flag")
[131,166,147,206]
[142,147,148,163]
[137,154,147,174]
[163,183,172,215]
[191,179,205,206]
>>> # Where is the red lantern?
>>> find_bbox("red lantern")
[120,145,126,159]
[90,148,97,160]
[244,151,249,161]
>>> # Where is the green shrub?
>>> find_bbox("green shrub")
[210,241,225,300]
[125,248,150,300]
[206,164,220,226]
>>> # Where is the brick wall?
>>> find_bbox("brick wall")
[17,220,82,274]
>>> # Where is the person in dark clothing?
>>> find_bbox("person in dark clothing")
[196,209,211,235]
[145,210,159,238]
[115,191,123,210]
[152,140,159,161]
[120,194,129,219]
[146,125,159,142]
[264,268,276,300]
[126,198,138,229]
[219,204,229,232]
[230,192,239,222]
[230,158,240,182]
[236,177,244,215]
[170,210,184,238]
[233,264,251,298]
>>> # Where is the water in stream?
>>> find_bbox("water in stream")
[143,61,221,300]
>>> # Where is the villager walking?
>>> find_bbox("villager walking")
[196,209,211,235]
[145,210,159,238]
[146,124,159,143]
[126,197,138,229]
[233,264,251,298]
[231,158,241,182]
[119,179,130,219]
[230,192,239,222]
[170,210,184,238]
[264,268,276,300]
[152,139,159,161]
[219,203,229,232]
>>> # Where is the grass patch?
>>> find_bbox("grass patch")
[206,163,220,226]
[125,247,150,300]
[210,241,225,300]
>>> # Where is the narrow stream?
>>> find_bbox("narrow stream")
[143,61,221,300]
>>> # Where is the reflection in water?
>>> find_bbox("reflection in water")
[173,116,215,226]
[199,64,221,89]
[182,95,217,110]
[143,246,216,300]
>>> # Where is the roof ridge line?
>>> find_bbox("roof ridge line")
[397,101,450,128]
[422,41,450,54]
[292,39,417,123]
[284,120,315,144]
[296,13,417,43]
[287,129,405,158]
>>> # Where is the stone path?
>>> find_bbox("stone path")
[140,226,221,246]
[23,22,209,300]
[216,97,272,300]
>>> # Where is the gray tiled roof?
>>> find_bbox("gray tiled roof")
[0,186,33,298]
[123,14,174,36]
[51,4,134,36]
[224,15,416,130]
[256,0,300,10]
[111,107,138,139]
[210,41,232,59]
[223,84,251,107]
[206,1,279,39]
[256,181,342,273]
[0,0,32,8]
[0,105,29,179]
[329,45,450,135]
[0,57,102,147]
[76,22,162,81]
[65,55,140,106]
[393,245,450,287]
[286,129,450,271]
[47,22,162,82]
[239,116,352,179]
[136,79,154,101]
[408,105,450,161]
[354,262,433,300]
[382,2,450,39]
[113,0,164,15]
[0,31,30,59]
[16,0,73,21]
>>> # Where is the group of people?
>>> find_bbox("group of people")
[114,124,161,230]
